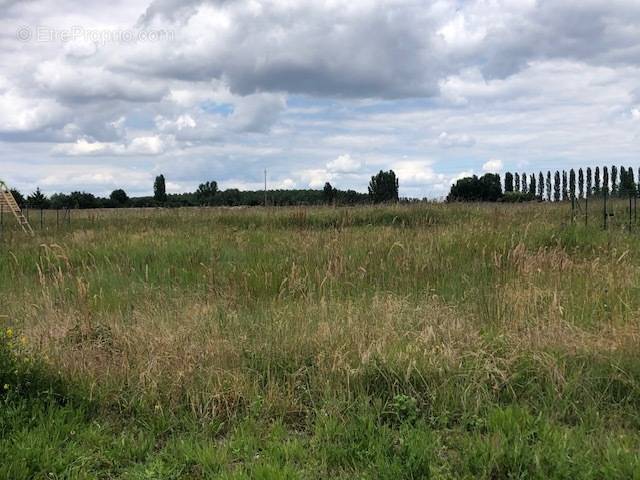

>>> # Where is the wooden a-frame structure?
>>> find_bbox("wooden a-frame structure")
[0,180,34,235]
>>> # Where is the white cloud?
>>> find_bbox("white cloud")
[64,39,98,58]
[35,164,153,196]
[482,158,504,172]
[229,93,286,133]
[53,135,169,156]
[437,131,476,148]
[391,160,449,191]
[0,90,67,133]
[298,169,331,189]
[327,154,362,174]
[35,61,167,103]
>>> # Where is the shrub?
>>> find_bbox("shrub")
[447,173,502,202]
[501,192,536,203]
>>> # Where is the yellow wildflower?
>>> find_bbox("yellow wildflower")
[6,328,13,338]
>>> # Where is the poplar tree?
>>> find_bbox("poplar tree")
[546,171,552,201]
[603,166,609,195]
[521,172,527,194]
[515,173,520,192]
[504,172,514,192]
[154,174,167,203]
[529,174,536,197]
[569,169,576,200]
[562,171,568,200]
[578,168,584,199]
[538,172,544,200]
[620,166,636,196]
[554,171,561,202]
[586,167,592,197]
[611,165,618,196]
[594,167,601,195]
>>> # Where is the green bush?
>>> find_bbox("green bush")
[502,191,537,202]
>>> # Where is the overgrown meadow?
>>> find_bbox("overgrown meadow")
[2,203,640,479]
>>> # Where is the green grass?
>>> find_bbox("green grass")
[1,202,640,478]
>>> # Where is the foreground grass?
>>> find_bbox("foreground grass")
[2,203,640,478]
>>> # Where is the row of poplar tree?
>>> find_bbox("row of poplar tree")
[504,166,639,201]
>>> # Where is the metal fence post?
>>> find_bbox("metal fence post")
[585,196,588,226]
[603,189,608,230]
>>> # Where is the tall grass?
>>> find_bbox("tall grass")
[2,202,640,478]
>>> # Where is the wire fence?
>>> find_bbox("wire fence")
[570,193,639,231]
[2,199,640,240]
[0,206,72,238]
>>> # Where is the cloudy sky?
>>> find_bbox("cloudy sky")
[2,0,640,198]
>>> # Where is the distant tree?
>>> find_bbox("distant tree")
[338,189,369,205]
[482,173,503,202]
[504,172,514,193]
[546,171,552,202]
[217,188,241,206]
[49,193,71,209]
[603,166,609,195]
[569,169,576,200]
[611,165,618,196]
[368,170,399,203]
[9,189,24,208]
[154,174,167,203]
[110,189,129,206]
[620,167,628,196]
[447,173,502,202]
[586,167,592,197]
[578,168,584,199]
[521,172,527,194]
[68,191,98,209]
[529,174,536,198]
[323,182,337,204]
[594,167,601,195]
[514,173,521,192]
[27,187,49,209]
[554,171,561,202]
[538,172,544,200]
[195,180,218,205]
[562,171,568,201]
[620,166,636,196]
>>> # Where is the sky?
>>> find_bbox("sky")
[1,0,640,199]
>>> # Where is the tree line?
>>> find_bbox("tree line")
[8,170,400,209]
[448,166,640,202]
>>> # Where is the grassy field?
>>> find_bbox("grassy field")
[2,202,640,479]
